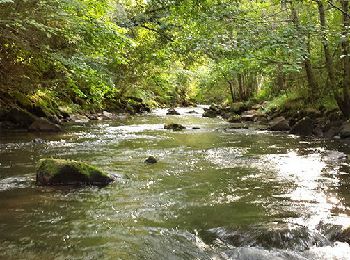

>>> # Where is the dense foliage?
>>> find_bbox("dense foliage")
[0,0,349,116]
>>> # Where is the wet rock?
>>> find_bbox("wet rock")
[164,123,186,131]
[202,108,219,118]
[340,122,350,139]
[88,114,102,121]
[145,156,157,164]
[290,116,314,136]
[228,115,241,123]
[70,114,89,123]
[327,110,344,122]
[202,104,223,118]
[0,121,17,130]
[57,106,71,119]
[324,126,340,138]
[101,111,116,120]
[304,108,322,119]
[32,138,45,144]
[166,108,180,115]
[268,116,290,131]
[313,127,323,137]
[224,124,249,131]
[36,159,115,186]
[28,117,62,132]
[241,114,255,122]
[6,108,36,128]
[333,226,350,244]
[187,110,198,114]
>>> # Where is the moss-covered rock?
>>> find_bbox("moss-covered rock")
[36,159,115,186]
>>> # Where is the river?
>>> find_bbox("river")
[1,106,350,259]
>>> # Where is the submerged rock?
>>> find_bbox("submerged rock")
[164,123,186,131]
[29,117,62,132]
[36,159,115,186]
[268,116,290,131]
[166,108,180,115]
[290,116,314,136]
[187,110,198,114]
[145,156,158,164]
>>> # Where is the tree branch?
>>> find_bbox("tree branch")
[139,24,173,42]
[326,0,350,18]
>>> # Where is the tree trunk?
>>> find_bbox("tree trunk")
[290,3,318,102]
[228,80,235,103]
[340,0,350,117]
[276,64,286,92]
[316,0,336,87]
[238,73,243,100]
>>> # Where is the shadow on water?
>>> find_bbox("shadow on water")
[1,106,350,259]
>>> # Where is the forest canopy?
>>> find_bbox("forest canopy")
[0,0,349,116]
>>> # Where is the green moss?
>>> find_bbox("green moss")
[11,91,32,108]
[37,158,113,186]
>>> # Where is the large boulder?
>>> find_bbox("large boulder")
[340,122,350,139]
[6,108,36,128]
[29,117,62,132]
[164,123,186,131]
[230,102,248,114]
[202,109,219,118]
[202,106,220,118]
[268,116,290,131]
[203,104,226,117]
[290,116,314,136]
[36,159,115,186]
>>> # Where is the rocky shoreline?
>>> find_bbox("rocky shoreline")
[2,101,350,143]
[202,102,350,141]
[0,97,151,133]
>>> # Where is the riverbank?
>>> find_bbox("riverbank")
[202,102,350,141]
[0,92,151,132]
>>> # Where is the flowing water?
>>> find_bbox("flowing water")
[1,107,350,259]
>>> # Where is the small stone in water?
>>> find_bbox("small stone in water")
[145,156,157,164]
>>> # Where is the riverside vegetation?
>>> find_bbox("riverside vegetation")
[0,0,349,130]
